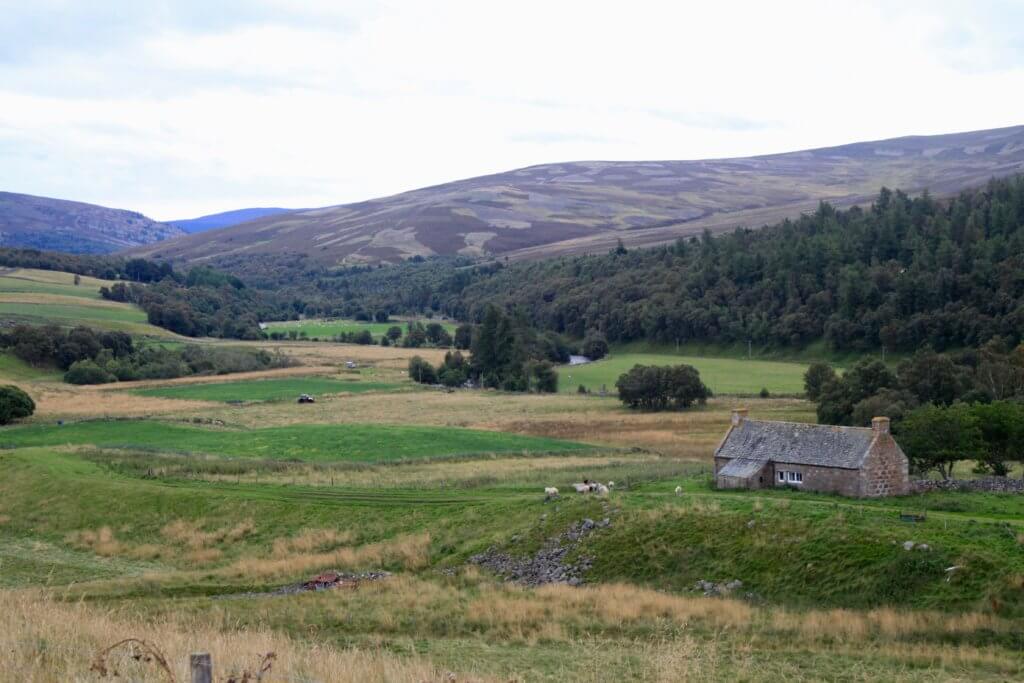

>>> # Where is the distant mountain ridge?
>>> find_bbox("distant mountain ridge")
[128,124,1024,267]
[169,207,293,234]
[0,191,183,254]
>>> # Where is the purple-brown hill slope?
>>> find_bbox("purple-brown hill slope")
[131,125,1024,266]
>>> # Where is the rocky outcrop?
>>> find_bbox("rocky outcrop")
[469,518,610,587]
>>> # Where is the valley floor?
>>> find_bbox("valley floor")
[1,340,1022,681]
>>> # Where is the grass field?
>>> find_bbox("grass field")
[132,376,403,402]
[0,351,62,382]
[2,326,1023,680]
[0,420,593,462]
[562,352,812,395]
[264,317,457,340]
[0,268,172,336]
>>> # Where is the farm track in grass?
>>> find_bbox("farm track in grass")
[132,376,405,403]
[0,420,595,462]
[562,352,813,396]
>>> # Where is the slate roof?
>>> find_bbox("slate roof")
[717,457,767,479]
[715,420,876,470]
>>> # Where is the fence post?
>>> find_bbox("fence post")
[190,653,212,683]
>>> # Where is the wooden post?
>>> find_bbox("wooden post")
[190,653,212,683]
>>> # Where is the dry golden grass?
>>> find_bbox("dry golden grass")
[160,519,255,549]
[0,589,483,683]
[66,526,123,557]
[218,532,431,581]
[100,364,339,391]
[30,383,214,418]
[465,581,754,637]
[271,528,356,557]
[201,338,448,368]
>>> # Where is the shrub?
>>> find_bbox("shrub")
[63,360,116,385]
[0,385,34,424]
[408,356,437,384]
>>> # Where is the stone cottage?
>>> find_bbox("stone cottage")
[713,409,909,497]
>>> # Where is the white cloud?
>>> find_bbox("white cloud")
[0,0,1021,219]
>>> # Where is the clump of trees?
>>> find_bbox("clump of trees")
[808,341,1024,428]
[805,341,1024,477]
[0,385,34,424]
[616,363,711,411]
[0,324,293,385]
[899,402,1024,478]
[405,306,563,393]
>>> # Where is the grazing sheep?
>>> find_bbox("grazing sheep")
[544,487,560,501]
[607,481,615,489]
[674,485,683,496]
[596,484,609,496]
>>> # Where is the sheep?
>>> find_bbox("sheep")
[544,487,559,501]
[607,481,615,489]
[674,485,683,496]
[596,484,609,496]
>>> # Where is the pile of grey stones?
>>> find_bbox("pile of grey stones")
[693,579,744,596]
[470,517,611,587]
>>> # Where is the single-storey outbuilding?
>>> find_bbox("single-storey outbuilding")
[713,409,909,497]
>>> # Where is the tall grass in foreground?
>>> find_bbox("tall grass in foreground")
[0,589,473,682]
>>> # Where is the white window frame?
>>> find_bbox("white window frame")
[778,470,803,484]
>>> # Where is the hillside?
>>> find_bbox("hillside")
[274,175,1024,355]
[169,207,293,234]
[0,192,183,254]
[130,125,1024,267]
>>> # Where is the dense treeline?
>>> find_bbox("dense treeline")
[0,324,293,384]
[294,176,1024,353]
[102,275,292,339]
[806,341,1024,477]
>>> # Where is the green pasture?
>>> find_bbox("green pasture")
[561,352,812,396]
[133,377,402,402]
[264,317,457,340]
[0,420,593,463]
[0,267,109,299]
[0,352,61,382]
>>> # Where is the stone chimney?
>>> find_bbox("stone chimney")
[731,408,748,427]
[872,416,891,435]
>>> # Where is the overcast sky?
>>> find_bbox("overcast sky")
[1,1,1023,220]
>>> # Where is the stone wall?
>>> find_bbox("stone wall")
[859,434,910,497]
[911,478,1024,494]
[772,462,861,496]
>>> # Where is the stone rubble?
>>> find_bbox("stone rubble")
[469,517,611,587]
[693,579,744,596]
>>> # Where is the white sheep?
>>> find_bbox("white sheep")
[544,486,559,501]
[674,485,683,496]
[596,484,609,496]
[607,481,615,489]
